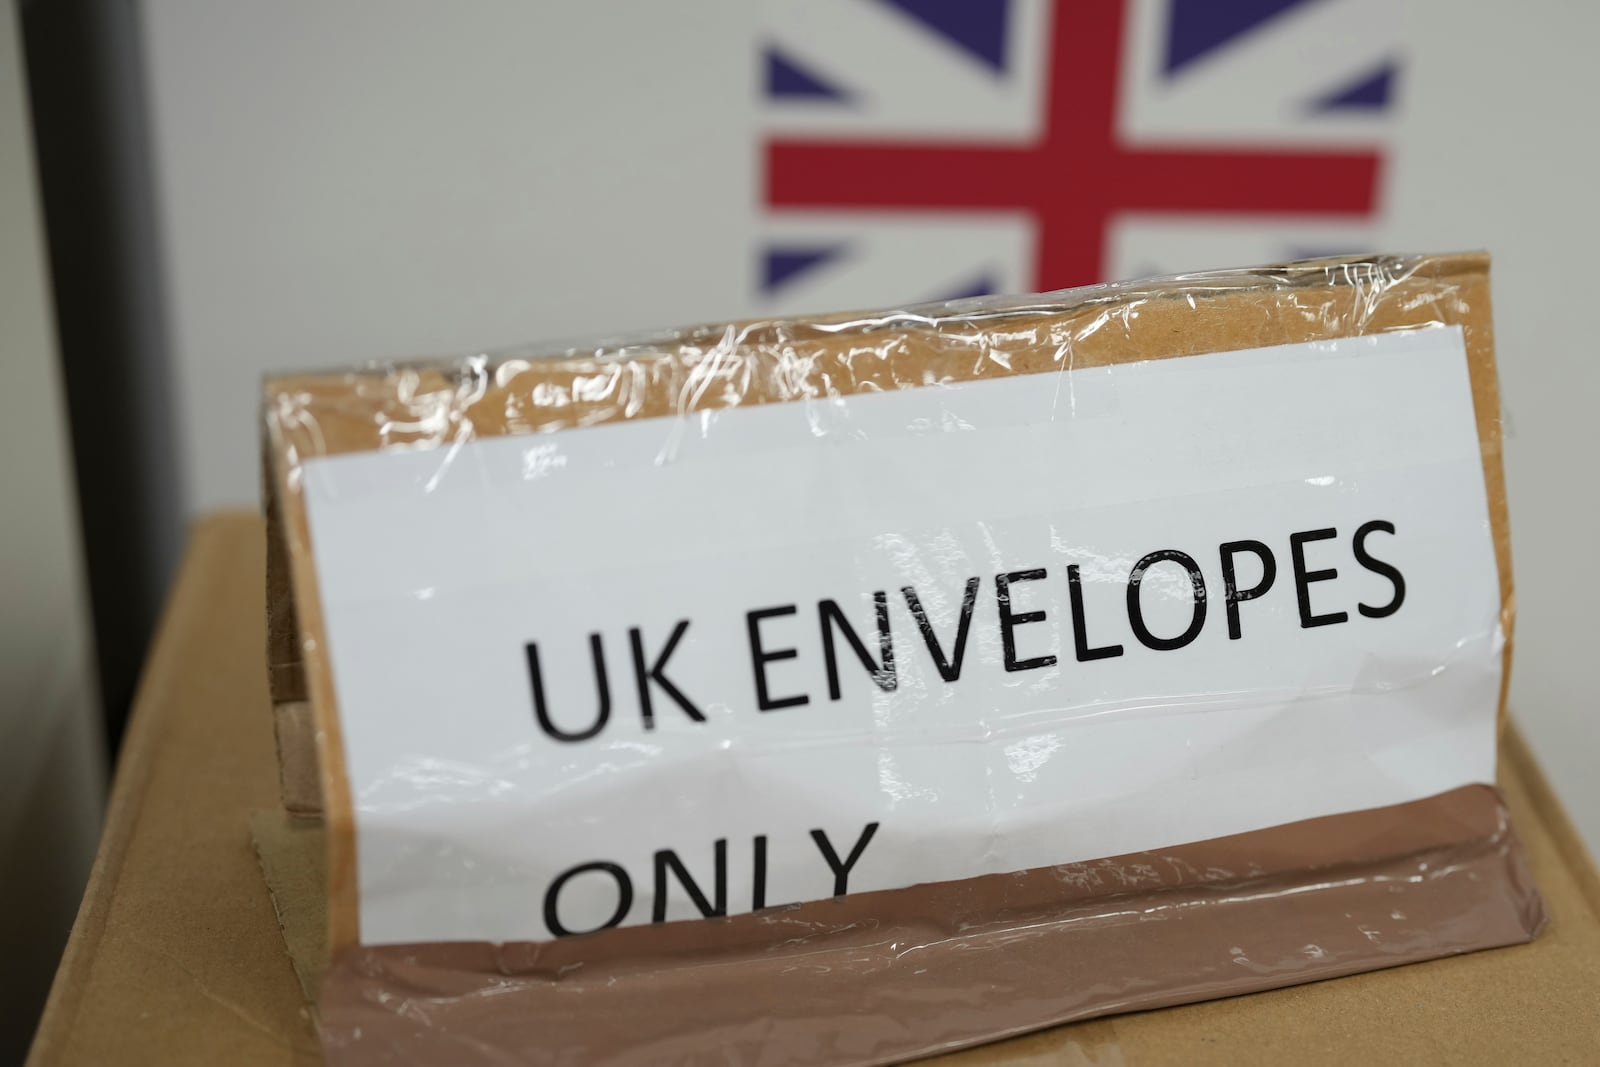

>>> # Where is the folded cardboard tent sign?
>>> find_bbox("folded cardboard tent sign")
[263,252,1545,1066]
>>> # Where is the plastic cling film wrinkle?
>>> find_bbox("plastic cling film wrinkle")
[267,254,1481,466]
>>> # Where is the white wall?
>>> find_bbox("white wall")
[0,3,107,1057]
[138,0,1600,854]
[1383,0,1600,858]
[141,0,758,519]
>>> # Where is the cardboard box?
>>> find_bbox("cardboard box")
[26,514,1600,1065]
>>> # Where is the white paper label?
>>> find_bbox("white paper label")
[302,326,1502,945]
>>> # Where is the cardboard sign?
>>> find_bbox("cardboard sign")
[299,327,1498,944]
[263,252,1514,964]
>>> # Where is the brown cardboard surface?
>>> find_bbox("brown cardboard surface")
[26,514,322,1067]
[27,513,1600,1065]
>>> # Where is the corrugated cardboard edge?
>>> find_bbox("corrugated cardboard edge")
[264,436,321,818]
[249,810,328,1005]
[263,457,356,947]
[262,252,1512,953]
[271,702,322,818]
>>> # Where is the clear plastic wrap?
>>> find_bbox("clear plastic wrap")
[262,253,1541,1066]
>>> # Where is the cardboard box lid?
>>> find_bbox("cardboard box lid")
[26,514,1600,1065]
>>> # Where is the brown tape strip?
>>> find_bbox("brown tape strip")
[314,784,1544,1066]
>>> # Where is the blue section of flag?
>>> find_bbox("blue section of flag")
[763,245,850,293]
[1164,0,1322,74]
[1310,60,1397,112]
[933,273,1000,302]
[766,47,852,101]
[874,0,1011,74]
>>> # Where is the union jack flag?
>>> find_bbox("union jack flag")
[759,0,1398,311]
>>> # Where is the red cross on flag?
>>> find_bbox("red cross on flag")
[760,0,1395,309]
